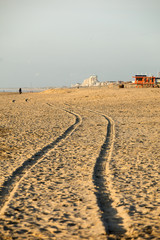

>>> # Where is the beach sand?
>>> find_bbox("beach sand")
[0,87,159,239]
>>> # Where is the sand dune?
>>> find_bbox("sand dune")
[0,87,160,239]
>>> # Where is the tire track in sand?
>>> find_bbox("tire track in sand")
[87,108,133,238]
[65,104,132,238]
[0,104,82,216]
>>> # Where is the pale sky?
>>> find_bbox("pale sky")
[0,0,160,88]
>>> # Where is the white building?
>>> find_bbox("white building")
[81,75,100,87]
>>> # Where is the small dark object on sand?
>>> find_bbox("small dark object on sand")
[19,88,22,94]
[119,84,124,88]
[12,100,15,103]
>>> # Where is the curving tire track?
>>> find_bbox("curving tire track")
[87,109,133,238]
[65,105,132,238]
[0,104,82,216]
[89,110,125,235]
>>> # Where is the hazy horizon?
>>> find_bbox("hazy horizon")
[1,0,160,88]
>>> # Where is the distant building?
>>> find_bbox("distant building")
[81,75,100,87]
[71,75,118,88]
[133,74,160,87]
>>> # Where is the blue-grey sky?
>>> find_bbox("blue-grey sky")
[0,0,160,88]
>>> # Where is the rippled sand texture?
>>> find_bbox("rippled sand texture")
[0,87,160,239]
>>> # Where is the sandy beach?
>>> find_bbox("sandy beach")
[0,87,160,239]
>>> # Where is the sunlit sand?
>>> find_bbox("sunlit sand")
[0,86,160,239]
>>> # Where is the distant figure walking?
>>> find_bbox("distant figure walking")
[19,88,22,94]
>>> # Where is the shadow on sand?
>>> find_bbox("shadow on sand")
[93,117,126,239]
